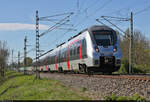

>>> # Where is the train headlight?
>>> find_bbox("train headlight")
[95,46,99,52]
[113,46,117,52]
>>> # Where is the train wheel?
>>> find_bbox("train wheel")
[86,67,92,75]
[63,71,67,74]
[79,64,84,73]
[41,69,43,72]
[83,64,88,74]
[103,72,112,75]
[48,68,51,73]
[58,67,63,73]
[108,72,112,75]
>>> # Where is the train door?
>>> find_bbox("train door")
[81,38,87,59]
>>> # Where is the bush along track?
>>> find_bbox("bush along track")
[104,93,146,101]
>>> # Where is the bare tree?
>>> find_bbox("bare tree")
[0,41,9,77]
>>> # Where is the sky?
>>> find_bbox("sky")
[0,0,150,64]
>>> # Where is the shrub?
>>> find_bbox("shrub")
[117,57,149,74]
[81,87,88,92]
[118,64,128,74]
[133,64,150,74]
[105,93,146,101]
[117,58,129,74]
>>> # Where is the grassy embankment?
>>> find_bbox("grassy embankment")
[0,71,90,100]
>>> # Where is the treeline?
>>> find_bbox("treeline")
[10,57,33,68]
[0,41,9,78]
[118,29,150,74]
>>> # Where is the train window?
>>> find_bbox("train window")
[62,52,65,62]
[81,40,83,46]
[71,49,73,56]
[51,56,53,63]
[74,47,76,55]
[51,56,53,64]
[93,30,114,46]
[52,56,54,64]
[64,51,66,58]
[49,57,51,63]
[70,49,72,56]
[81,39,86,47]
[77,46,80,54]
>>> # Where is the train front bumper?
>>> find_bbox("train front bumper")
[93,56,121,67]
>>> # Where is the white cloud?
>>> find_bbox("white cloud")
[0,23,49,31]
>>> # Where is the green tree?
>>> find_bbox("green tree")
[21,57,33,67]
[0,41,9,77]
[25,57,33,66]
[119,28,150,73]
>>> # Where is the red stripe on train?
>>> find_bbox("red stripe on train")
[46,65,47,70]
[80,41,82,59]
[67,46,70,70]
[43,66,44,70]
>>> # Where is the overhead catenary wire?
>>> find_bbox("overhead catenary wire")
[134,5,150,15]
[101,16,129,21]
[39,12,74,37]
[27,48,36,54]
[101,16,129,38]
[72,0,112,29]
[81,0,100,15]
[39,12,74,20]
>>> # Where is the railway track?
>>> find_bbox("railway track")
[40,72,150,81]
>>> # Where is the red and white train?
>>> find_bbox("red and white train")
[33,25,122,74]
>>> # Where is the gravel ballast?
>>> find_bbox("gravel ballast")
[40,72,150,100]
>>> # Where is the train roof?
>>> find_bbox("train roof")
[87,25,114,32]
[67,25,115,41]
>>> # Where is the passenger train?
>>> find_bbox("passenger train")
[33,25,122,74]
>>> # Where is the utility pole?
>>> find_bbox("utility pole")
[129,12,133,74]
[24,36,27,75]
[11,49,13,70]
[18,51,20,72]
[36,10,40,79]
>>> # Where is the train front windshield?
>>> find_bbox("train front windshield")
[93,30,114,46]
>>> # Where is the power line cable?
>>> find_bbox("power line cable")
[71,0,102,25]
[134,5,150,15]
[72,0,112,32]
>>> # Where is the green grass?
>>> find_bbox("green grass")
[0,71,90,100]
[104,93,146,101]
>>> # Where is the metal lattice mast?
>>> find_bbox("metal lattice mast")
[24,36,27,75]
[129,12,133,74]
[11,49,13,70]
[36,10,40,79]
[18,51,20,72]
